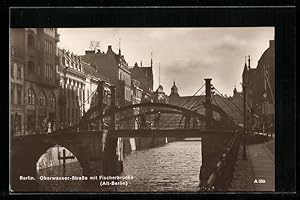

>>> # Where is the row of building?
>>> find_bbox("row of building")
[242,40,275,130]
[10,28,161,136]
[10,28,274,136]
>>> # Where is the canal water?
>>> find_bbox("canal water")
[35,140,202,192]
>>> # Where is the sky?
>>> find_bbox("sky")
[57,27,274,96]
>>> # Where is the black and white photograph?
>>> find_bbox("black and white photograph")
[10,27,276,192]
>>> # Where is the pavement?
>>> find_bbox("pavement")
[229,139,275,191]
[247,140,275,191]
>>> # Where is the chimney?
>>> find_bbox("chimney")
[108,45,112,52]
[85,50,95,55]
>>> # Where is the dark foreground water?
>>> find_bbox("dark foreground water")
[33,141,202,192]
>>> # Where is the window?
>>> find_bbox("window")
[37,65,41,75]
[12,113,22,135]
[26,111,36,132]
[71,109,74,124]
[11,114,14,134]
[11,47,16,55]
[67,108,70,122]
[11,63,16,78]
[45,65,47,77]
[11,83,15,104]
[27,88,35,105]
[38,91,46,106]
[28,34,35,48]
[49,93,56,108]
[28,61,35,73]
[87,90,89,103]
[45,64,53,79]
[79,88,82,102]
[50,43,53,54]
[17,85,22,105]
[17,65,21,80]
[50,67,52,78]
[62,57,65,65]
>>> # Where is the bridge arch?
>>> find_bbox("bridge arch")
[81,103,229,124]
[36,145,81,171]
[11,133,103,179]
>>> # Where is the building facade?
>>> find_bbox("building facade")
[80,46,131,107]
[242,40,275,129]
[10,29,26,136]
[56,49,87,128]
[130,62,153,95]
[56,48,111,129]
[10,28,60,135]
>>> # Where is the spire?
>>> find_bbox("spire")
[243,56,248,74]
[248,55,251,69]
[150,51,153,68]
[118,37,121,56]
[233,85,237,96]
[159,62,160,86]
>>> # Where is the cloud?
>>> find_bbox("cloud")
[58,27,274,96]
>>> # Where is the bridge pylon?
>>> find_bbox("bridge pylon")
[205,78,213,128]
[103,85,123,175]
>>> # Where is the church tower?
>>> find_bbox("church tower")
[169,81,180,105]
[171,81,179,95]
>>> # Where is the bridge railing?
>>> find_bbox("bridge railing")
[203,130,241,191]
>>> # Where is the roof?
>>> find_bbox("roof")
[168,94,243,123]
[81,61,110,82]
